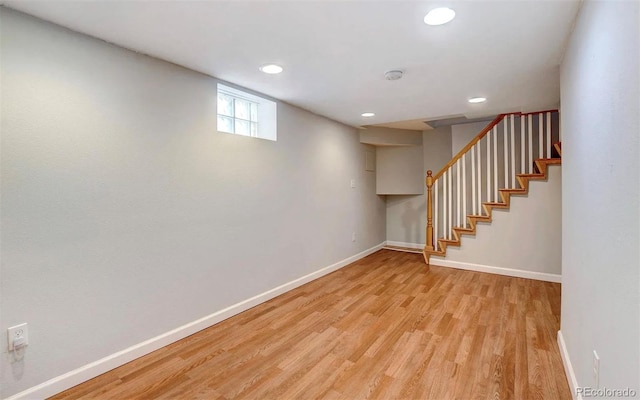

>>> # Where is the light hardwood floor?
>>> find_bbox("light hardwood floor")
[50,250,571,399]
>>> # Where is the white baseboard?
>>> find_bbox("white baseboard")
[383,242,561,283]
[384,241,424,249]
[429,258,562,283]
[558,330,581,400]
[6,242,385,400]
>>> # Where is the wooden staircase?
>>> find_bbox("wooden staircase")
[421,110,561,265]
[424,143,561,260]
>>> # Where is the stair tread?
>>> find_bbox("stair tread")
[500,188,527,192]
[469,215,491,220]
[536,158,562,164]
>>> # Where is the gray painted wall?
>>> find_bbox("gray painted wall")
[0,9,386,397]
[451,121,488,155]
[360,127,423,146]
[385,127,452,244]
[376,145,424,195]
[560,0,639,393]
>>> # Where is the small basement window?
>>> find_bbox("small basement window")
[217,84,277,141]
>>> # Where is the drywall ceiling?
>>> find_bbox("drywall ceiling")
[3,1,580,127]
[369,119,433,132]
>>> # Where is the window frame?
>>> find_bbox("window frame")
[216,84,277,141]
[217,89,259,137]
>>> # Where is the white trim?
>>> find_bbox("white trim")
[384,240,425,250]
[384,247,422,254]
[429,258,561,283]
[382,242,562,283]
[558,330,582,400]
[5,242,385,400]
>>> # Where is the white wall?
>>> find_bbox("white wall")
[385,127,452,245]
[433,165,562,279]
[559,0,639,396]
[451,121,488,155]
[0,9,386,398]
[360,127,422,146]
[376,145,424,195]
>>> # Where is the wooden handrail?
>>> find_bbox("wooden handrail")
[432,114,505,181]
[520,108,558,116]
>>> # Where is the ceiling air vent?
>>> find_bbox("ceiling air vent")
[384,70,404,81]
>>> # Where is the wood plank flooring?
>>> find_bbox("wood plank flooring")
[50,250,571,399]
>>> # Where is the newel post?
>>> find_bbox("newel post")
[425,170,434,255]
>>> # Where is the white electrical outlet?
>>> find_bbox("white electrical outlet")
[8,323,28,351]
[350,179,356,188]
[593,350,600,388]
[352,232,356,242]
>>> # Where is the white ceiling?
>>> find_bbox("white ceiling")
[4,0,581,128]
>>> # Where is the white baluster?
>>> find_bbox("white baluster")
[510,115,516,188]
[487,133,491,203]
[456,159,461,227]
[539,113,543,160]
[462,153,467,228]
[448,167,452,239]
[528,114,533,174]
[503,118,508,189]
[443,170,447,240]
[493,126,498,201]
[477,144,482,214]
[434,178,439,251]
[546,112,551,158]
[471,144,476,215]
[521,116,525,174]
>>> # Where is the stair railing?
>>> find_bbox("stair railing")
[424,110,559,261]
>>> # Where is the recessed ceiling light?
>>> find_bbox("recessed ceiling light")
[468,97,487,104]
[361,112,375,117]
[259,64,283,74]
[424,7,456,26]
